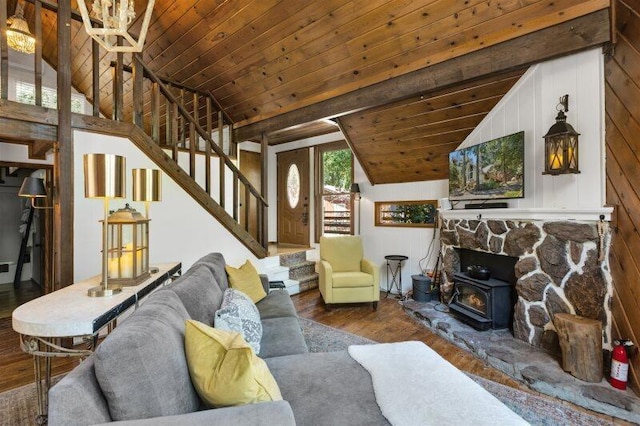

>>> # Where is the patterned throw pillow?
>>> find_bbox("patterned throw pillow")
[214,288,262,354]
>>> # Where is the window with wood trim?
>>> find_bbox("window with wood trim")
[15,81,85,114]
[315,141,354,241]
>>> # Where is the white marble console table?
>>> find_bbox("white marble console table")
[12,262,181,424]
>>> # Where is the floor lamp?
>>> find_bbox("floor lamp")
[350,183,361,235]
[84,153,126,297]
[17,177,53,291]
[132,168,162,273]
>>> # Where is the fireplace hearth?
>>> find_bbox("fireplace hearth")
[439,216,612,353]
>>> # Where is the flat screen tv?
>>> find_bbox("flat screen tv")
[448,131,524,201]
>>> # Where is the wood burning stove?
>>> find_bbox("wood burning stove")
[447,249,518,331]
[449,273,513,330]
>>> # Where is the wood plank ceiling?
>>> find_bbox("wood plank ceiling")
[338,70,525,184]
[12,0,610,183]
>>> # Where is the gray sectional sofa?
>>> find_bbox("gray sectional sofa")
[49,253,388,426]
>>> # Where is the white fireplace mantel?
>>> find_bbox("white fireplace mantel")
[439,207,614,222]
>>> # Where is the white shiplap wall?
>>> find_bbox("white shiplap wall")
[457,48,606,210]
[73,130,258,282]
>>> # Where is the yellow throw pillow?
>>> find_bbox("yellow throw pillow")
[184,320,282,407]
[225,260,267,303]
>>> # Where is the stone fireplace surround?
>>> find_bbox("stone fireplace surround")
[439,211,612,354]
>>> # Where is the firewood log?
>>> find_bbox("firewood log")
[554,313,603,383]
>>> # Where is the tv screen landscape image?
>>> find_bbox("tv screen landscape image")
[448,131,524,201]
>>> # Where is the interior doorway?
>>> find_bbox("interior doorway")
[277,148,310,247]
[0,163,52,319]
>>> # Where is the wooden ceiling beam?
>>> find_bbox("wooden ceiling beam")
[235,10,610,141]
[0,117,57,142]
[354,72,523,126]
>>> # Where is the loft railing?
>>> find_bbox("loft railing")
[0,0,267,251]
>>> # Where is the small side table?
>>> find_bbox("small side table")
[385,255,408,298]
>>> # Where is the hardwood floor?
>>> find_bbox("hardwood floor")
[0,280,43,319]
[0,280,76,393]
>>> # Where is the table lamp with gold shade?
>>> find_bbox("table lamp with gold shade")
[132,168,161,273]
[84,153,126,297]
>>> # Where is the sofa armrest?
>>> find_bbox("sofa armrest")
[100,401,295,426]
[259,274,270,293]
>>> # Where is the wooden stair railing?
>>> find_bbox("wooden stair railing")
[128,55,269,256]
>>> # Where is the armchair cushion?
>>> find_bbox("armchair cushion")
[332,272,375,288]
[320,236,363,272]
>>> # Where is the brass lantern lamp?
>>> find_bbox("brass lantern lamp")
[84,153,126,297]
[543,95,580,175]
[106,204,150,286]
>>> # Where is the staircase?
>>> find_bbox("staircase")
[259,249,318,295]
[0,3,269,259]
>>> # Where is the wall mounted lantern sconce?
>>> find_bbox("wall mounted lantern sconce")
[18,177,52,209]
[543,94,580,175]
[77,0,155,52]
[350,183,361,235]
[6,1,35,54]
[84,153,126,297]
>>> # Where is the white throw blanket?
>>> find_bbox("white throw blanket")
[348,341,529,426]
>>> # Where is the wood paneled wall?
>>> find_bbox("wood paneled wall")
[605,0,640,393]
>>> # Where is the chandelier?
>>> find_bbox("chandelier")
[77,0,155,52]
[6,1,35,54]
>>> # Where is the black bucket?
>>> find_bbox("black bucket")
[412,275,432,302]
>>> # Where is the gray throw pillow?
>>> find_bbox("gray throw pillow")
[94,291,199,421]
[214,288,262,354]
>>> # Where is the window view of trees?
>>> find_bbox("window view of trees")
[16,81,85,114]
[320,147,353,235]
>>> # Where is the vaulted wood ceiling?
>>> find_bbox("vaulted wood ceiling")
[13,0,610,183]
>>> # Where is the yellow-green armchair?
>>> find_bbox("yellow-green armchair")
[318,236,380,310]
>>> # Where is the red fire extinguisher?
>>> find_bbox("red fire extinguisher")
[611,340,629,390]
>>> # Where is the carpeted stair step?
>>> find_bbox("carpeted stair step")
[279,251,307,267]
[298,273,318,292]
[288,260,316,280]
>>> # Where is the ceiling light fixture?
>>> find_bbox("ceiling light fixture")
[77,0,155,52]
[6,1,35,54]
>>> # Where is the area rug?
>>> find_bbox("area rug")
[0,319,614,426]
[300,317,615,426]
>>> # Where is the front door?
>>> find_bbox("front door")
[277,148,310,246]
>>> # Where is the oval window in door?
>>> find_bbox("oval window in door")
[287,164,300,208]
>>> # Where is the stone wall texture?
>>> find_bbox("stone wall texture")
[440,218,612,353]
